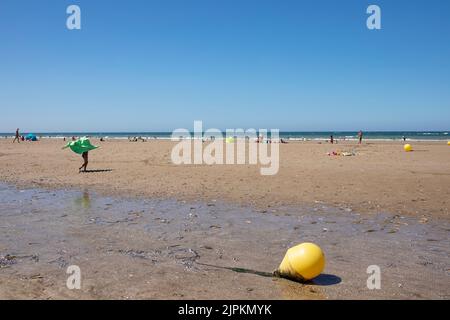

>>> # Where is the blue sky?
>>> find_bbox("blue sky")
[0,0,449,132]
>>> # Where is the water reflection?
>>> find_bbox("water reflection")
[74,190,91,209]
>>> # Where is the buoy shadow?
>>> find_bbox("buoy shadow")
[196,262,273,278]
[275,272,341,286]
[309,274,341,286]
[196,262,341,286]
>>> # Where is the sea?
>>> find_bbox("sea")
[1,131,448,141]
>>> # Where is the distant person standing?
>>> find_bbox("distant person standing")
[13,128,20,143]
[358,130,363,144]
[330,135,334,144]
[402,136,406,142]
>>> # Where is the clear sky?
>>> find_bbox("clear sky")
[0,0,449,132]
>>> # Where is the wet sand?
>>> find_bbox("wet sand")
[0,139,449,219]
[0,183,448,299]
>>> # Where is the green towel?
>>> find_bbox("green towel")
[63,137,99,154]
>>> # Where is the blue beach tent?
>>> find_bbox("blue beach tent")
[25,133,38,141]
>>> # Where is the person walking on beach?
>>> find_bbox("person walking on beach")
[13,128,20,143]
[358,130,363,144]
[63,137,98,173]
[79,151,89,173]
[330,135,334,144]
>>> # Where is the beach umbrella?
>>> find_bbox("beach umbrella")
[63,137,99,154]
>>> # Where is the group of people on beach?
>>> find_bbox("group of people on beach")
[329,130,363,144]
[11,129,370,173]
[12,128,40,142]
[129,136,147,142]
[256,135,288,144]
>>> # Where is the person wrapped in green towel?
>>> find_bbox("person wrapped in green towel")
[63,137,99,172]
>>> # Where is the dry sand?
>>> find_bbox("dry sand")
[0,139,449,219]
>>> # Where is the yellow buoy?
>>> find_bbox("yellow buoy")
[274,242,325,282]
[225,137,235,143]
[447,141,450,146]
[404,144,413,152]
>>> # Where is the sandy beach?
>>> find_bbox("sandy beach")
[0,139,448,219]
[0,139,449,300]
